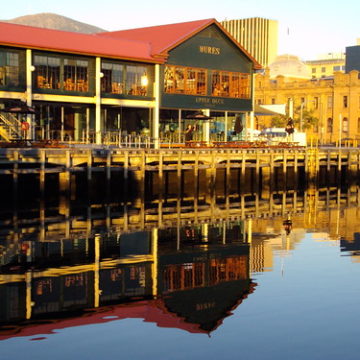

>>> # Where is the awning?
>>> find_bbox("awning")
[254,104,286,116]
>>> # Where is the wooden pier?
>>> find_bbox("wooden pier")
[0,146,359,195]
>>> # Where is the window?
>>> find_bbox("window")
[342,117,349,133]
[164,65,206,95]
[63,59,89,92]
[33,54,91,93]
[125,65,149,96]
[34,55,60,90]
[333,65,341,71]
[358,118,360,133]
[101,62,152,96]
[343,95,348,108]
[312,68,316,73]
[314,97,319,109]
[212,71,230,96]
[327,95,333,109]
[327,118,333,133]
[0,49,21,87]
[321,67,326,73]
[212,70,250,98]
[271,98,275,104]
[102,62,124,94]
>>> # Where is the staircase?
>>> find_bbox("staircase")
[0,112,23,141]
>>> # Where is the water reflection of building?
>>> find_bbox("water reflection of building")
[341,233,360,262]
[0,222,254,339]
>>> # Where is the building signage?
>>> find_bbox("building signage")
[199,46,221,55]
[195,97,224,105]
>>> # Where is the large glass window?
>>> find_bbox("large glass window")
[102,63,124,94]
[164,65,207,95]
[34,55,60,89]
[0,49,21,87]
[63,59,88,92]
[33,54,91,93]
[101,62,151,97]
[126,65,148,96]
[212,71,250,98]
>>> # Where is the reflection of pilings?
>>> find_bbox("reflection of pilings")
[4,186,357,244]
[152,228,158,298]
[26,271,32,320]
[94,234,100,308]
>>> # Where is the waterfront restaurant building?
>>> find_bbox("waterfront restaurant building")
[0,19,261,146]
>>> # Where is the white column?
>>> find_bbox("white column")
[26,49,34,138]
[249,111,255,141]
[203,108,210,143]
[152,64,160,149]
[249,72,256,141]
[95,57,102,144]
[224,111,228,141]
[178,109,182,143]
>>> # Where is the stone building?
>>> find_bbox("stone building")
[255,54,360,143]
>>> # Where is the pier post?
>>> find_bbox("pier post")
[12,150,19,202]
[40,149,45,195]
[59,150,71,194]
[194,151,199,213]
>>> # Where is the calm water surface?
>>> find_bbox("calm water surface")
[1,188,360,360]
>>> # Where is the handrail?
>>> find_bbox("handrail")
[0,113,22,140]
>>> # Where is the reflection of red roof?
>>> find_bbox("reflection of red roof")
[0,300,204,341]
[0,22,160,63]
[0,282,257,341]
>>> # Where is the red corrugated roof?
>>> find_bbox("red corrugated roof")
[98,18,214,56]
[0,21,162,63]
[99,18,262,69]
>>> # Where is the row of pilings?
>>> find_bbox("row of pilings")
[0,146,359,207]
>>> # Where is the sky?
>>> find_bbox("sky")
[2,0,359,60]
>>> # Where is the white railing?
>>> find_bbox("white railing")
[0,113,22,140]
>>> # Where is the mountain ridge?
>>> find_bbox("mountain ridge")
[1,13,106,34]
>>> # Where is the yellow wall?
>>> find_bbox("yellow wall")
[305,59,345,79]
[255,70,360,143]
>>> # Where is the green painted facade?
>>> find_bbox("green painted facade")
[160,24,254,111]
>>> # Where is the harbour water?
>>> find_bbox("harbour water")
[1,181,360,359]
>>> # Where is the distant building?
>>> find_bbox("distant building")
[269,54,311,80]
[305,52,345,79]
[255,55,360,143]
[221,17,278,67]
[345,45,360,73]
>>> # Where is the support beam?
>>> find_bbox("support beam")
[95,57,102,144]
[152,64,160,149]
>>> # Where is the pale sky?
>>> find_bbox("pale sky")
[2,0,359,60]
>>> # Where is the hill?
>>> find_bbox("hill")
[2,13,106,33]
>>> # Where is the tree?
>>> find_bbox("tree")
[271,114,287,128]
[293,106,318,130]
[270,106,319,130]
